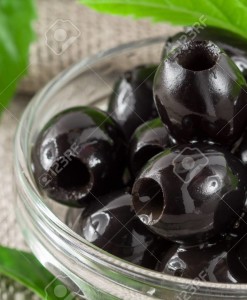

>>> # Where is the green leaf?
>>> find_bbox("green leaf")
[79,0,247,39]
[0,246,71,300]
[0,0,36,113]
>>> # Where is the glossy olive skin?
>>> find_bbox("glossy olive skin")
[154,40,247,145]
[32,107,126,207]
[227,236,247,282]
[108,65,158,139]
[163,27,247,76]
[72,190,171,269]
[157,242,238,283]
[129,118,170,176]
[132,144,247,244]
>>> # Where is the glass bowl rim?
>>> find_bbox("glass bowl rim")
[14,36,247,294]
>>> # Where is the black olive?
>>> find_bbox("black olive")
[32,107,126,207]
[129,118,170,176]
[157,241,238,283]
[154,40,247,145]
[72,190,172,269]
[108,65,158,139]
[132,144,247,244]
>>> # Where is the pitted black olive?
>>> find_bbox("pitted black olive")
[72,190,171,268]
[132,144,247,244]
[32,107,126,207]
[154,40,247,145]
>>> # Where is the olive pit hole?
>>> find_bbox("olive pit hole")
[177,41,219,71]
[55,157,92,192]
[133,178,164,225]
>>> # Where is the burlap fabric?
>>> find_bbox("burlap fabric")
[0,0,178,298]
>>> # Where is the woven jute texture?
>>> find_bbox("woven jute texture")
[0,0,178,298]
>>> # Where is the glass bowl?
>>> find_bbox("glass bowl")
[14,37,247,300]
